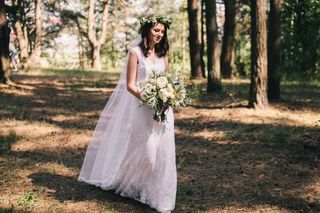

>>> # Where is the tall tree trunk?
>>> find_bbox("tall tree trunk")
[15,21,28,60]
[29,0,41,66]
[249,0,268,108]
[205,0,221,92]
[220,0,236,79]
[88,0,109,70]
[268,0,282,100]
[182,11,186,73]
[15,0,28,62]
[200,0,206,78]
[187,0,202,79]
[75,18,85,69]
[0,1,11,83]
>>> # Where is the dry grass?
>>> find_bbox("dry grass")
[0,69,319,213]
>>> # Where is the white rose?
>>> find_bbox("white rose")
[159,88,170,102]
[156,76,168,88]
[167,83,174,93]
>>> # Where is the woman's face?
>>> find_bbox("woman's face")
[148,23,165,45]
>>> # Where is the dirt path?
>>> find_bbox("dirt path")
[0,70,319,212]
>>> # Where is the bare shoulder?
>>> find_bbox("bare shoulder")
[128,47,139,64]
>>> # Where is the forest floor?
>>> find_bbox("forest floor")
[0,68,319,213]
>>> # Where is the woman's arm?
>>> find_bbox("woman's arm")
[126,49,141,100]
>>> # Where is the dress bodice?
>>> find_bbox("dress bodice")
[131,46,166,83]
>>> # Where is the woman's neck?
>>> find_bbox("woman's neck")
[149,41,156,50]
[148,45,155,55]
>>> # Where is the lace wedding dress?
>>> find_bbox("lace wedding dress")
[78,46,177,212]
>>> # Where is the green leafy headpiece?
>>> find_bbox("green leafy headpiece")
[140,16,172,29]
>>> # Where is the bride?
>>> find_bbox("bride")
[78,16,177,213]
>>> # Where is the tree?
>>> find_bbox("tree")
[0,0,11,84]
[281,0,320,79]
[200,0,206,78]
[29,0,42,66]
[88,0,109,69]
[220,0,236,79]
[187,0,203,79]
[13,0,29,63]
[205,0,221,92]
[268,0,282,100]
[249,0,268,108]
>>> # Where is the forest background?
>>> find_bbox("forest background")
[0,0,320,212]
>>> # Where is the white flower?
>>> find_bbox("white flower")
[145,87,152,94]
[160,86,175,102]
[156,76,168,88]
[140,90,148,101]
[159,88,170,102]
[167,83,175,95]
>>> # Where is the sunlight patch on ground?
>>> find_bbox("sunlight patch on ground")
[192,129,226,142]
[191,107,318,127]
[37,162,78,176]
[207,206,292,213]
[0,85,35,96]
[13,131,90,151]
[50,114,81,122]
[75,87,115,93]
[2,120,61,140]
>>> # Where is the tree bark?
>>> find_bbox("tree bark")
[15,20,28,60]
[88,0,109,70]
[29,0,41,66]
[200,0,206,78]
[205,0,221,92]
[182,11,186,73]
[249,0,268,108]
[187,0,203,79]
[268,0,282,100]
[220,0,236,79]
[16,0,28,60]
[0,1,11,83]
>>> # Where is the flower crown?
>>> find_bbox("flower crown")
[140,16,172,29]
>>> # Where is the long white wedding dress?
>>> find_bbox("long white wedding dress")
[78,46,177,212]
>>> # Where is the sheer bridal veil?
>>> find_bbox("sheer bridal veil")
[78,36,142,184]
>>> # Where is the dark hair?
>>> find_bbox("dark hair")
[138,21,169,58]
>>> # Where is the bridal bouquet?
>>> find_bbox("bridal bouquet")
[139,71,198,122]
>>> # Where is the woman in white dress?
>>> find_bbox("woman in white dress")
[78,16,177,213]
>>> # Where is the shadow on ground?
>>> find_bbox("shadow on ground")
[28,172,156,212]
[174,118,320,212]
[1,72,320,212]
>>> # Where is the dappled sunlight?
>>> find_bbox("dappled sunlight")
[179,105,319,128]
[0,85,35,96]
[207,205,292,213]
[74,86,115,93]
[1,70,319,212]
[2,120,61,141]
[50,114,83,123]
[12,131,90,151]
[222,78,250,84]
[192,129,226,142]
